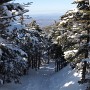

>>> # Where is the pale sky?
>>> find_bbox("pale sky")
[14,0,76,15]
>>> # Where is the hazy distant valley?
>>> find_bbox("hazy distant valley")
[24,14,61,27]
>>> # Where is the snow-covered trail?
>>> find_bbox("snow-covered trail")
[0,61,55,90]
[0,61,86,90]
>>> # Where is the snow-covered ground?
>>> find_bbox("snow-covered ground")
[0,61,87,90]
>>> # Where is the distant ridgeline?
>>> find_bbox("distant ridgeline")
[24,14,60,27]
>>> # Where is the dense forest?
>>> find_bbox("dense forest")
[0,0,90,90]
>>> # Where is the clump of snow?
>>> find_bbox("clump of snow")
[64,50,78,59]
[0,49,2,56]
[1,43,27,57]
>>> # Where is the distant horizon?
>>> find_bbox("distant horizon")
[24,14,61,28]
[26,12,64,16]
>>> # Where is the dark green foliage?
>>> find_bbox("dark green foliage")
[79,34,90,39]
[0,0,12,4]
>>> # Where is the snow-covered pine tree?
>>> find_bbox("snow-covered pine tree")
[72,0,90,58]
[71,0,90,85]
[0,0,45,73]
[0,0,30,84]
[56,0,90,61]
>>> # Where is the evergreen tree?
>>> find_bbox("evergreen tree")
[0,0,30,84]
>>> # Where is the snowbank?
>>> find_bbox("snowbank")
[50,65,86,90]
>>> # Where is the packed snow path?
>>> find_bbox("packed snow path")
[0,61,86,90]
